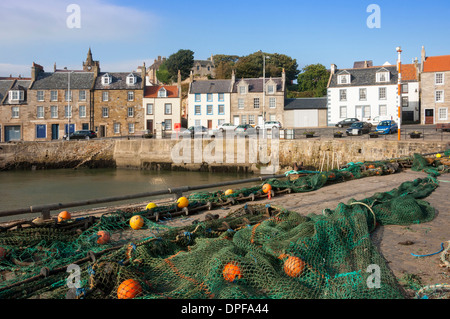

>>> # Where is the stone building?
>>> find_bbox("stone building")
[92,69,145,138]
[0,76,32,142]
[27,63,96,141]
[420,46,450,125]
[192,55,215,79]
[230,69,286,127]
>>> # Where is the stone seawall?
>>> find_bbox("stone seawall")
[0,138,448,172]
[0,140,115,170]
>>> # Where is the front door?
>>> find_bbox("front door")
[233,116,240,126]
[146,120,153,133]
[207,120,212,129]
[425,109,434,124]
[355,106,363,120]
[51,124,59,140]
[100,125,106,137]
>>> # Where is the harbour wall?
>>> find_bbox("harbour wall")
[1,138,448,173]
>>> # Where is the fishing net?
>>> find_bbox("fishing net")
[0,153,447,299]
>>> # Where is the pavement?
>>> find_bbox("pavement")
[161,168,450,296]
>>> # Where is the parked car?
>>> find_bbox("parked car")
[366,116,391,127]
[182,126,210,138]
[346,122,371,136]
[217,123,237,132]
[65,130,97,140]
[234,124,257,136]
[335,118,360,128]
[255,121,282,130]
[376,120,398,135]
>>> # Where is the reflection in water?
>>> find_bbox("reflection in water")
[0,168,254,222]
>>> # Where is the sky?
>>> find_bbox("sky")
[1,0,450,77]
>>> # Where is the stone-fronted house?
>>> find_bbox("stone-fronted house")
[230,69,286,127]
[420,46,450,125]
[143,84,181,133]
[192,55,215,79]
[147,56,166,85]
[188,79,232,129]
[0,76,32,142]
[92,69,145,138]
[27,63,96,141]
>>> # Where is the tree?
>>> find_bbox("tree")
[213,54,239,79]
[234,51,299,83]
[156,61,171,84]
[165,49,194,82]
[297,64,330,97]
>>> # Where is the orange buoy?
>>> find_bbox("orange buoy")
[262,183,272,194]
[283,256,306,278]
[223,262,243,282]
[117,279,142,299]
[129,215,145,230]
[224,189,233,196]
[177,196,189,209]
[97,230,111,245]
[57,211,71,222]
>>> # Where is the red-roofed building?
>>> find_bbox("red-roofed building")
[143,84,181,133]
[420,46,450,125]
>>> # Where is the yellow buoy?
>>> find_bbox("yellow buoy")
[436,153,442,158]
[146,202,157,210]
[177,197,189,208]
[129,215,145,230]
[224,189,233,196]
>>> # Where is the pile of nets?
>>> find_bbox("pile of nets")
[0,153,447,299]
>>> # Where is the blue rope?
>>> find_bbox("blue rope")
[411,243,444,257]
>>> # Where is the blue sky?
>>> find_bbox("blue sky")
[1,0,450,77]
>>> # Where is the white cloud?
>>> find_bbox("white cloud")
[0,0,158,43]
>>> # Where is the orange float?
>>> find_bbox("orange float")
[262,183,272,194]
[283,256,306,278]
[57,211,71,222]
[117,279,142,299]
[222,262,243,282]
[224,189,233,196]
[97,230,111,245]
[177,197,189,209]
[129,215,145,230]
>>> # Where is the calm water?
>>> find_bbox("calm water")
[0,168,255,222]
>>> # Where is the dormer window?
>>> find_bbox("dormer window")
[337,71,350,85]
[158,87,167,98]
[9,90,24,102]
[102,73,112,85]
[127,73,136,85]
[376,69,390,82]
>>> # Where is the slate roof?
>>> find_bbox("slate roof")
[30,71,95,90]
[328,65,399,88]
[284,97,327,110]
[232,77,283,93]
[0,80,14,102]
[94,72,143,90]
[190,79,231,94]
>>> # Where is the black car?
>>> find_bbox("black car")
[335,118,360,128]
[346,122,371,136]
[65,130,97,140]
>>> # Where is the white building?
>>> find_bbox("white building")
[187,79,232,129]
[143,85,181,133]
[327,61,420,125]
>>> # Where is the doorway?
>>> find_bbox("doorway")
[51,124,59,140]
[424,109,434,124]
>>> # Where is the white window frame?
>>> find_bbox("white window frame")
[126,74,136,85]
[253,98,260,109]
[128,123,135,134]
[11,106,19,118]
[269,97,276,108]
[435,73,444,85]
[339,106,347,119]
[50,90,58,102]
[113,123,120,134]
[37,91,44,102]
[164,103,172,115]
[65,91,72,102]
[128,91,134,101]
[379,104,387,117]
[359,88,367,101]
[158,88,167,98]
[102,74,111,85]
[79,90,86,101]
[9,90,24,102]
[339,89,347,101]
[102,107,109,118]
[65,105,72,119]
[102,91,109,102]
[376,71,390,83]
[438,107,448,120]
[78,105,86,118]
[238,98,244,109]
[379,87,387,100]
[267,84,275,94]
[338,74,350,85]
[435,90,444,103]
[146,103,153,115]
[51,105,58,118]
[37,106,44,118]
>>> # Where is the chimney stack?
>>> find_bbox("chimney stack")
[330,64,337,74]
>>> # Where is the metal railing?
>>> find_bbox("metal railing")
[0,174,287,221]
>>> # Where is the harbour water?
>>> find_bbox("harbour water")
[0,168,255,222]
